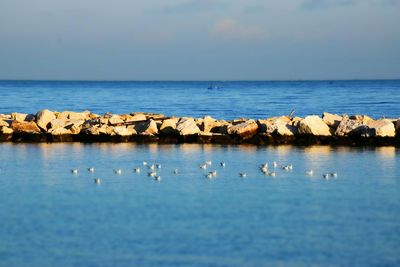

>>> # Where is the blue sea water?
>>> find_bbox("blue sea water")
[0,80,399,119]
[0,143,399,267]
[0,80,400,266]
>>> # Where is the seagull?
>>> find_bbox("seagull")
[305,170,314,176]
[206,173,214,179]
[156,164,162,169]
[114,169,122,175]
[260,167,268,174]
[210,170,217,177]
[272,161,278,168]
[330,172,338,178]
[148,172,157,177]
[71,169,78,174]
[260,163,268,169]
[173,169,179,174]
[148,164,155,171]
[199,164,207,169]
[282,165,290,171]
[134,167,141,173]
[220,162,226,167]
[154,175,161,181]
[205,160,212,166]
[239,172,247,178]
[143,161,148,166]
[268,171,277,177]
[88,167,95,172]
[322,173,330,179]
[94,178,101,184]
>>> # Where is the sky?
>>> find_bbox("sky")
[0,0,399,80]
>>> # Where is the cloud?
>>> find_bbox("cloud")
[211,18,264,41]
[161,0,230,14]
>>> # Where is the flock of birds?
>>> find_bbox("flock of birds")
[70,160,338,185]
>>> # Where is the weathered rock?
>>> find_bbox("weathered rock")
[49,119,67,130]
[11,113,35,122]
[134,119,158,135]
[113,126,137,136]
[322,112,342,129]
[36,109,56,131]
[124,113,147,123]
[50,127,72,135]
[298,115,331,136]
[258,116,296,136]
[0,120,10,127]
[108,115,124,125]
[11,121,41,134]
[159,117,179,135]
[367,119,396,137]
[176,118,201,136]
[227,119,258,139]
[335,116,364,136]
[203,116,230,134]
[350,115,374,125]
[0,126,13,134]
[57,111,89,120]
[84,126,101,135]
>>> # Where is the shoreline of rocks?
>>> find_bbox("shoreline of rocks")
[1,110,399,146]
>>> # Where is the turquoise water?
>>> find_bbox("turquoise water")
[0,80,399,119]
[0,143,399,266]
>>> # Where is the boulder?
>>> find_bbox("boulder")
[50,127,72,135]
[0,126,13,134]
[134,119,158,135]
[367,119,396,137]
[298,115,331,136]
[176,118,201,136]
[203,116,230,134]
[108,115,124,125]
[259,117,297,136]
[227,119,258,139]
[335,116,364,136]
[36,109,56,131]
[125,113,147,123]
[0,120,10,127]
[49,119,67,130]
[112,126,137,136]
[350,115,374,125]
[57,111,89,120]
[11,113,35,122]
[10,121,41,134]
[159,117,179,134]
[322,112,342,129]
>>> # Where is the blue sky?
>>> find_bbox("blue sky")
[0,0,399,80]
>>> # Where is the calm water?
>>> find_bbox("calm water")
[0,143,399,266]
[0,80,399,119]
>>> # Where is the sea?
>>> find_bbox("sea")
[0,80,399,267]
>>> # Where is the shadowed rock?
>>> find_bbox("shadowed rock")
[176,118,201,136]
[227,119,258,139]
[322,112,342,129]
[11,121,41,134]
[36,109,56,131]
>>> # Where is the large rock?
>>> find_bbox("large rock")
[258,116,296,136]
[322,112,342,129]
[112,126,137,136]
[57,111,89,120]
[0,120,10,127]
[36,109,56,131]
[124,113,147,123]
[11,113,35,122]
[49,119,67,130]
[350,115,374,125]
[50,127,72,135]
[298,115,331,136]
[0,126,13,134]
[159,117,179,134]
[10,121,42,134]
[134,119,158,135]
[227,119,258,139]
[203,116,230,134]
[367,119,396,137]
[335,116,364,136]
[176,118,201,136]
[108,115,124,125]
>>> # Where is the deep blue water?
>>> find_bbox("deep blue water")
[0,80,399,119]
[0,144,399,267]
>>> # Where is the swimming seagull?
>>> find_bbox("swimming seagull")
[220,162,226,167]
[199,164,207,169]
[148,164,155,171]
[260,167,268,174]
[114,169,122,175]
[88,167,95,172]
[239,172,247,178]
[154,175,161,181]
[268,171,277,177]
[143,161,148,166]
[156,164,162,169]
[260,163,268,169]
[206,173,214,179]
[134,167,141,173]
[330,172,338,178]
[148,172,157,177]
[322,173,330,179]
[272,161,278,168]
[210,170,217,177]
[173,169,179,174]
[205,160,212,166]
[305,170,314,176]
[94,178,101,184]
[71,169,78,174]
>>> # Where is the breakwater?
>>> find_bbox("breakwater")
[1,110,399,146]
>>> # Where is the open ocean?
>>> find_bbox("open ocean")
[0,80,399,267]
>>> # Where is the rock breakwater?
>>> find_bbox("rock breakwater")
[0,110,399,146]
